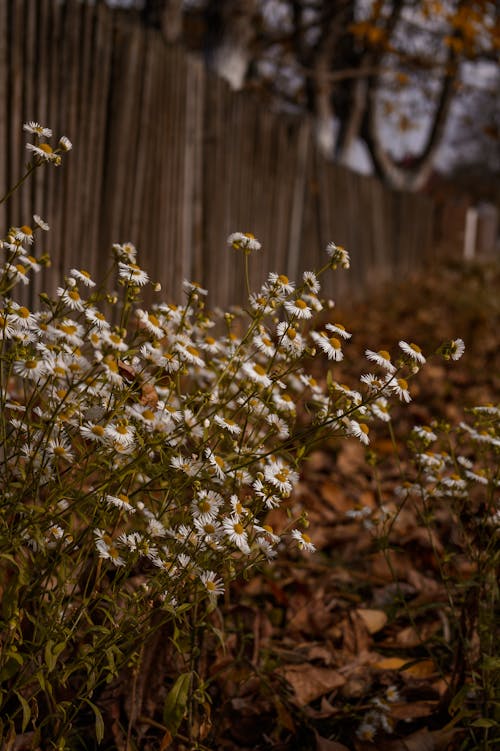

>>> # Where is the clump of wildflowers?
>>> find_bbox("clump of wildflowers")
[0,124,474,744]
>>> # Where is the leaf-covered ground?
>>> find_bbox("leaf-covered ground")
[106,259,500,751]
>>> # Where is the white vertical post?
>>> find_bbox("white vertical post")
[464,207,478,260]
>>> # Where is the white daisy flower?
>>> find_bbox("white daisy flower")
[23,121,53,137]
[325,322,351,339]
[80,422,108,443]
[56,286,85,311]
[348,419,370,444]
[311,331,344,361]
[183,279,208,296]
[326,242,350,269]
[136,309,165,339]
[449,338,465,361]
[291,529,316,552]
[118,262,150,286]
[113,242,137,263]
[200,570,225,598]
[13,357,47,381]
[391,377,411,402]
[104,493,136,513]
[266,272,295,295]
[26,142,60,163]
[32,214,50,230]
[58,136,72,152]
[85,307,110,331]
[264,458,298,496]
[399,340,426,364]
[69,269,96,287]
[214,414,241,435]
[174,338,205,367]
[222,515,250,554]
[302,270,320,293]
[276,321,305,356]
[284,298,312,319]
[94,530,125,567]
[242,361,272,388]
[365,349,396,373]
[227,231,261,253]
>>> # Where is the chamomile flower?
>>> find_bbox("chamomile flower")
[291,529,316,552]
[4,263,30,285]
[23,121,53,137]
[80,421,108,443]
[242,361,272,388]
[449,338,465,361]
[85,307,110,331]
[264,458,298,496]
[222,515,251,554]
[412,425,437,442]
[118,262,150,286]
[252,330,276,357]
[266,272,295,295]
[348,419,370,444]
[200,570,225,598]
[48,436,75,463]
[183,279,208,296]
[26,142,60,163]
[276,321,305,356]
[204,448,226,479]
[13,357,47,381]
[391,377,411,402]
[310,330,344,361]
[302,270,320,293]
[214,414,241,435]
[136,309,165,339]
[56,286,85,311]
[365,349,396,373]
[227,231,261,253]
[326,242,350,269]
[104,493,136,513]
[399,340,426,364]
[273,390,296,414]
[12,225,34,244]
[33,214,50,231]
[174,337,205,367]
[69,268,96,287]
[94,530,125,567]
[58,136,72,152]
[106,421,136,447]
[284,297,312,319]
[325,322,351,340]
[113,242,137,263]
[371,397,391,422]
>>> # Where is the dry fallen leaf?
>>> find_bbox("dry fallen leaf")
[277,664,346,706]
[356,608,388,634]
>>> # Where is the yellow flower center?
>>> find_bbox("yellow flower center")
[91,425,105,437]
[278,274,289,284]
[39,143,53,154]
[329,337,341,349]
[397,378,408,390]
[295,299,307,309]
[234,523,244,535]
[253,364,267,376]
[379,350,391,360]
[25,360,37,369]
[20,225,33,235]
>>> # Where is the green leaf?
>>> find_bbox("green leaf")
[84,698,105,743]
[14,691,31,732]
[470,717,498,728]
[162,672,192,736]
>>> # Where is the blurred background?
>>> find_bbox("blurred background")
[2,0,499,306]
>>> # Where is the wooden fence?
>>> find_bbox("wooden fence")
[0,0,436,309]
